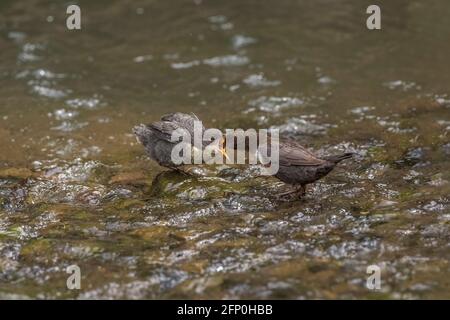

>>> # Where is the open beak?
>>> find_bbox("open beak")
[220,147,229,161]
[220,138,230,161]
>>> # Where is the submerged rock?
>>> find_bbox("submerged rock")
[376,200,398,208]
[0,168,35,180]
[442,143,450,156]
[109,171,148,186]
[395,147,427,167]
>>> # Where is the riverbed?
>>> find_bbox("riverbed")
[0,0,449,299]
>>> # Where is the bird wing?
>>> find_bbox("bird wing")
[278,140,326,166]
[147,121,184,143]
[160,112,205,133]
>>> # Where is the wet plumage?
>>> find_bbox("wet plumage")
[271,139,354,198]
[133,112,219,171]
[226,134,354,198]
[134,113,353,198]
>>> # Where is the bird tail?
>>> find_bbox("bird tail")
[323,152,354,164]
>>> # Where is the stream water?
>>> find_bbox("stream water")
[0,0,449,299]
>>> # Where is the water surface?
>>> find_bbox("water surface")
[0,0,449,299]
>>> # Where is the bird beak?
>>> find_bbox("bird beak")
[220,147,229,161]
[220,138,229,161]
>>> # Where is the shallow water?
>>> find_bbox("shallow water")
[1,0,449,299]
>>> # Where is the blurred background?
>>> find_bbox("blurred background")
[0,0,449,299]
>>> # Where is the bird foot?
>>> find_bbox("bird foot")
[275,186,306,201]
[298,185,306,197]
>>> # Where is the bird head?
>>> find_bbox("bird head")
[203,137,229,162]
[132,124,150,145]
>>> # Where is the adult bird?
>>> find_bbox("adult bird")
[227,134,354,198]
[133,112,226,173]
[272,139,354,198]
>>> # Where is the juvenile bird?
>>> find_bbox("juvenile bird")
[133,112,226,172]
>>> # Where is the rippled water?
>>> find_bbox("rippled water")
[1,0,449,299]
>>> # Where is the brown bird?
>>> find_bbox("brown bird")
[272,139,354,198]
[227,134,354,199]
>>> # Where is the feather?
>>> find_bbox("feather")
[276,140,326,166]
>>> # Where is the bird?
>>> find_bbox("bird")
[269,139,354,198]
[225,134,354,199]
[133,112,226,173]
[134,113,353,198]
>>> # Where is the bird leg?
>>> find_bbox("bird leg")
[297,185,306,198]
[275,189,297,198]
[276,185,304,200]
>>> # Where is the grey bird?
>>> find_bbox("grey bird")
[133,112,226,172]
